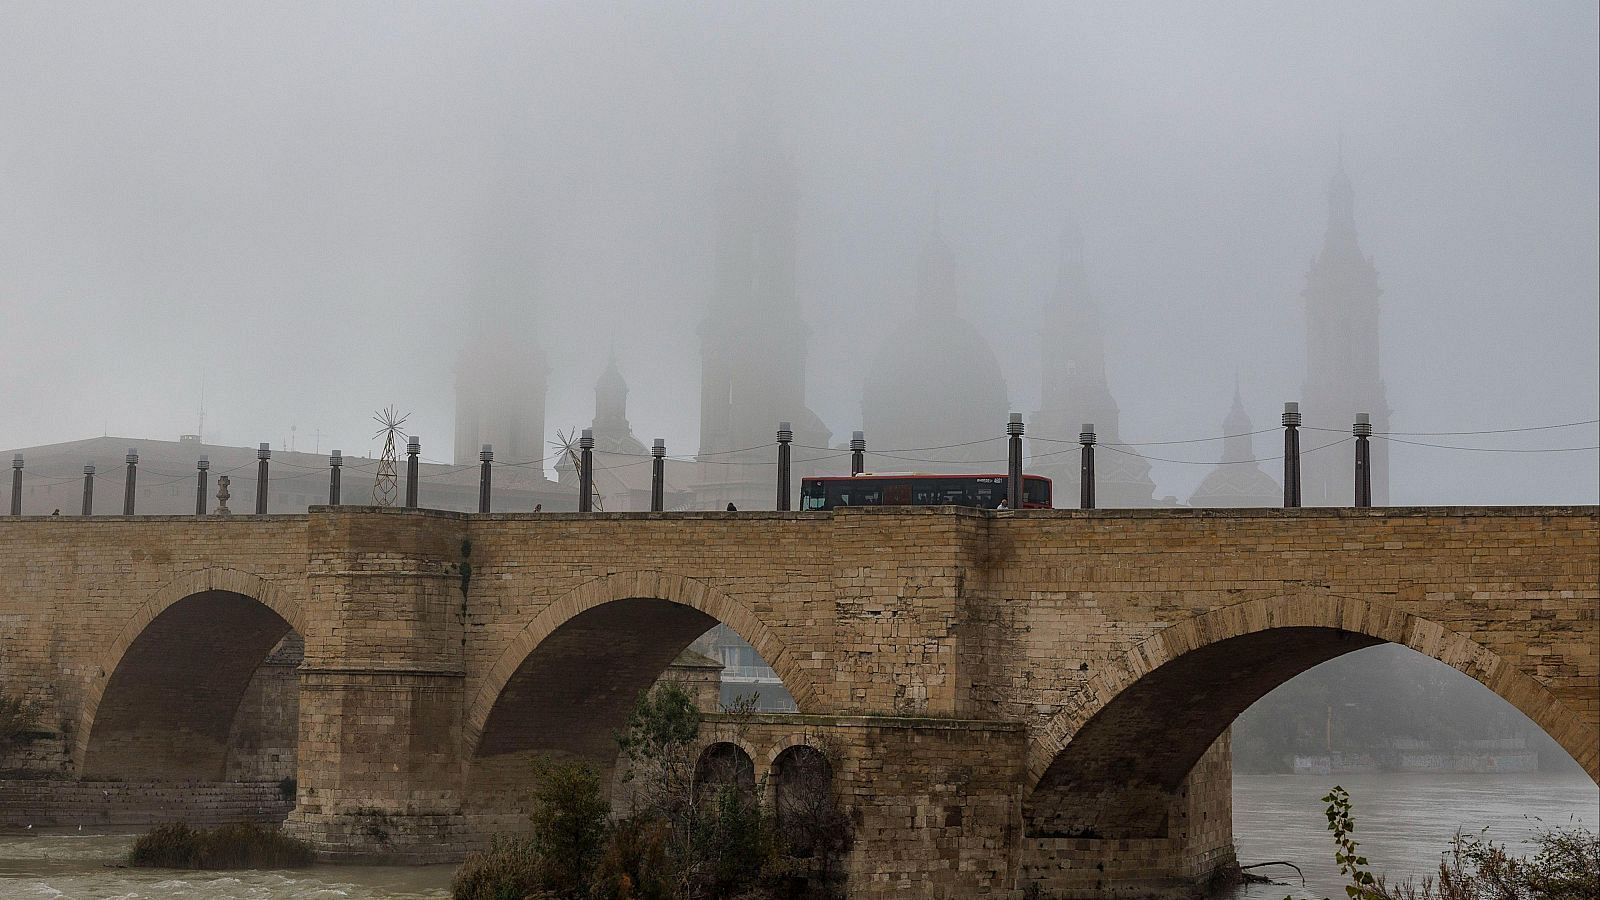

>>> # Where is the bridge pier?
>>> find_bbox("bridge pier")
[282,508,473,862]
[1020,734,1236,899]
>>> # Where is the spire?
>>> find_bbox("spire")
[1220,381,1254,464]
[1039,217,1115,432]
[916,215,960,317]
[1327,152,1356,237]
[1032,213,1156,506]
[1301,153,1388,506]
[595,350,628,429]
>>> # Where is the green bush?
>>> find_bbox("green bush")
[128,822,315,869]
[528,757,610,896]
[453,683,855,900]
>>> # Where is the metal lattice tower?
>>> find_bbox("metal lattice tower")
[554,428,603,512]
[371,406,410,507]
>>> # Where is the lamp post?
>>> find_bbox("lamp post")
[1353,413,1372,508]
[1079,424,1096,510]
[328,450,342,505]
[578,429,595,513]
[1006,413,1024,510]
[405,436,420,508]
[775,422,793,511]
[123,448,138,515]
[10,455,22,516]
[195,455,209,515]
[255,443,271,514]
[478,444,494,513]
[651,439,665,512]
[1282,403,1302,508]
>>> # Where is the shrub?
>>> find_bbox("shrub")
[129,822,314,869]
[1300,788,1600,900]
[452,838,552,900]
[129,822,203,868]
[528,757,610,896]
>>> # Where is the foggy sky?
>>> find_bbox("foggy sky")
[3,2,1596,504]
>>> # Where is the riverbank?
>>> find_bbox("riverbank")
[0,828,452,899]
[1229,772,1599,899]
[1,773,1594,898]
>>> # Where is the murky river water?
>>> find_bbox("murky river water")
[1,773,1593,898]
[1231,773,1598,899]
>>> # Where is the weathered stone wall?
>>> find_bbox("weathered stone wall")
[1020,733,1235,899]
[224,632,303,781]
[698,714,1030,900]
[0,779,292,827]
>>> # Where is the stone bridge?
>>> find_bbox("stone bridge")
[0,506,1595,898]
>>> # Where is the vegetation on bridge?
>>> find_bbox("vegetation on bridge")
[453,683,852,900]
[0,691,40,749]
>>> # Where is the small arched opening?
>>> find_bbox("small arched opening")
[694,741,757,803]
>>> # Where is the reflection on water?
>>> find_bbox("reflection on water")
[0,829,452,899]
[2,774,1595,898]
[1230,773,1599,900]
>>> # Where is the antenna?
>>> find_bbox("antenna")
[371,406,410,507]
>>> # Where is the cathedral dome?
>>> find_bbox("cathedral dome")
[1188,387,1280,507]
[861,233,1009,466]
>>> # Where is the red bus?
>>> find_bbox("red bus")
[799,473,1053,511]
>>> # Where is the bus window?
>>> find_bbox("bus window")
[1024,479,1051,507]
[971,484,1001,508]
[885,483,912,505]
[801,482,828,510]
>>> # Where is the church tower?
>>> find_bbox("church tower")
[860,222,1010,473]
[1300,159,1390,505]
[590,353,646,456]
[694,131,831,508]
[452,168,549,467]
[1188,384,1280,507]
[453,327,548,467]
[1031,224,1156,506]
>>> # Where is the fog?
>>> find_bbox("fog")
[3,2,1596,505]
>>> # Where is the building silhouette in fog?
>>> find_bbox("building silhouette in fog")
[1030,225,1158,507]
[1187,384,1281,507]
[861,224,1011,474]
[1300,159,1390,506]
[693,135,832,511]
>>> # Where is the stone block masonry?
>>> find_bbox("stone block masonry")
[0,505,1594,897]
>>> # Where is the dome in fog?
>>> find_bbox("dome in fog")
[860,231,1009,469]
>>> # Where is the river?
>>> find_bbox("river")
[1,773,1594,898]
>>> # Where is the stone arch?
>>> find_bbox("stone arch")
[1025,592,1598,838]
[460,571,817,830]
[771,744,838,852]
[77,569,308,779]
[695,741,757,800]
[463,570,817,759]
